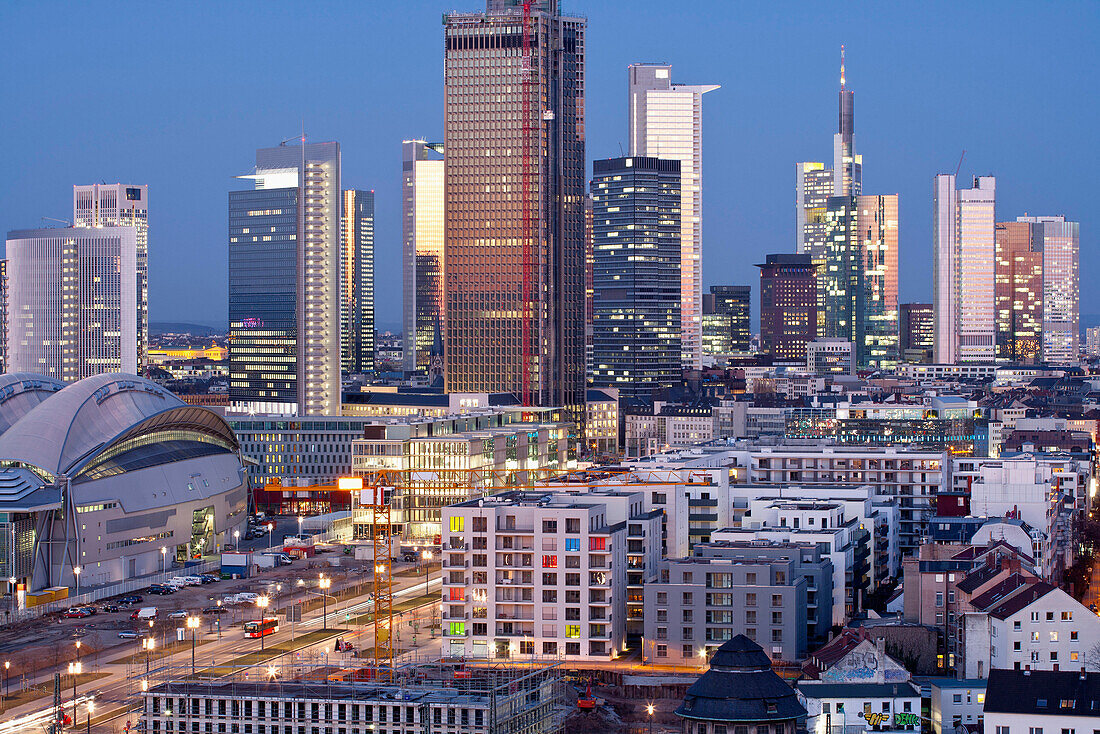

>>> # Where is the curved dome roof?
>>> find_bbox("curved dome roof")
[0,373,238,478]
[676,635,805,724]
[0,373,65,436]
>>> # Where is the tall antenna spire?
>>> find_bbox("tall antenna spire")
[840,44,846,90]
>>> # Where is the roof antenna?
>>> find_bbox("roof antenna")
[840,45,846,90]
[618,141,624,157]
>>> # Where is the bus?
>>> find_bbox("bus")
[244,618,278,638]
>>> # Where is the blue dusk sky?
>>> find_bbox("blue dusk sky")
[1,1,1097,330]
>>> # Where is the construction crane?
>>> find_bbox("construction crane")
[520,0,534,407]
[359,483,394,683]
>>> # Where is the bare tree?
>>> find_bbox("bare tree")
[1085,639,1100,672]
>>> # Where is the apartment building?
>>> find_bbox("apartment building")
[440,489,659,661]
[713,500,870,625]
[642,540,833,665]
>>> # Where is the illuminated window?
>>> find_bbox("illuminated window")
[565,625,580,638]
[448,622,465,636]
[449,516,465,532]
[589,537,606,551]
[542,555,557,569]
[448,588,465,602]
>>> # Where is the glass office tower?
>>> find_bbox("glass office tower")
[229,141,341,415]
[401,140,444,373]
[341,189,375,375]
[443,1,586,423]
[590,156,681,399]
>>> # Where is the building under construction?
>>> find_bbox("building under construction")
[140,660,567,734]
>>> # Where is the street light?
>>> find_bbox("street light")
[298,516,303,538]
[318,577,331,631]
[646,703,655,734]
[186,616,200,676]
[2,660,8,703]
[256,596,270,651]
[86,700,94,734]
[73,566,81,597]
[160,546,167,575]
[267,523,274,551]
[67,661,81,722]
[234,529,240,552]
[142,637,155,681]
[421,550,433,597]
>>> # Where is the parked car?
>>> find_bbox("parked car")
[200,574,219,584]
[80,606,97,616]
[201,606,228,615]
[147,584,174,595]
[63,607,91,619]
[119,595,144,605]
[101,604,121,613]
[118,630,139,639]
[167,610,189,620]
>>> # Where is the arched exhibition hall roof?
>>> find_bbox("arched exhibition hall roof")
[0,373,239,482]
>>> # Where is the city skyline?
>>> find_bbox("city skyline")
[2,2,1094,331]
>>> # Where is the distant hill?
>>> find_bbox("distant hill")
[150,321,226,337]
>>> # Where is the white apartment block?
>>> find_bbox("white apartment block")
[713,501,870,626]
[956,456,1086,580]
[962,584,1100,679]
[441,489,659,662]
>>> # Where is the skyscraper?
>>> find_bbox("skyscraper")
[401,140,444,373]
[899,303,934,363]
[933,175,996,363]
[823,194,899,369]
[341,189,375,375]
[73,183,149,369]
[1021,215,1079,364]
[229,141,341,415]
[443,1,586,420]
[628,63,719,370]
[994,220,1043,361]
[833,47,862,198]
[5,226,138,380]
[757,254,818,361]
[590,156,681,399]
[795,162,834,260]
[702,285,751,355]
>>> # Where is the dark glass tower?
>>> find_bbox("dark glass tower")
[443,0,586,424]
[590,156,681,399]
[702,285,751,355]
[757,254,818,361]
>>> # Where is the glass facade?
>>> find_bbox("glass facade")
[589,156,681,399]
[341,189,375,374]
[994,221,1043,361]
[401,141,445,372]
[899,303,934,363]
[443,2,586,423]
[228,187,298,405]
[786,416,988,456]
[702,285,751,355]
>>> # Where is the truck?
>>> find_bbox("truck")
[130,606,158,620]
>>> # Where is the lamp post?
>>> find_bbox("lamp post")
[67,660,81,723]
[186,616,200,676]
[86,700,93,734]
[421,550,432,597]
[234,530,240,552]
[297,516,303,538]
[142,637,154,681]
[318,577,331,631]
[73,566,81,597]
[646,703,655,734]
[267,523,274,552]
[8,576,15,618]
[2,660,8,704]
[215,600,222,639]
[160,546,167,575]
[256,596,270,651]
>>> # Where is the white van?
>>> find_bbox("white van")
[167,577,189,589]
[179,575,203,586]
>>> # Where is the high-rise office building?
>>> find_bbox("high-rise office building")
[1022,216,1079,364]
[702,285,751,356]
[590,156,681,399]
[933,175,996,363]
[401,140,444,373]
[994,220,1043,362]
[628,63,719,370]
[584,193,594,379]
[757,254,818,361]
[73,183,149,369]
[795,162,834,260]
[443,1,586,422]
[823,194,899,369]
[340,189,375,375]
[5,226,138,380]
[229,141,341,415]
[833,47,862,198]
[899,303,934,363]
